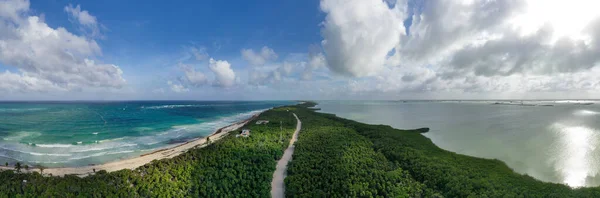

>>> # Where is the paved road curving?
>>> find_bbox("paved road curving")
[271,113,301,198]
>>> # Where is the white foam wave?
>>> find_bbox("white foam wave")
[28,152,72,157]
[0,145,71,156]
[69,150,135,160]
[35,144,72,148]
[142,104,201,109]
[0,108,47,112]
[2,131,41,141]
[0,108,266,166]
[555,100,597,104]
[71,143,137,153]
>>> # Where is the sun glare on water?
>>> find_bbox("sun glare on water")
[552,123,599,187]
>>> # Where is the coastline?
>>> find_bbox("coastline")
[0,111,263,177]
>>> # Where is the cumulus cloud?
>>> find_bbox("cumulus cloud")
[209,58,236,87]
[318,0,600,96]
[303,45,327,80]
[241,46,278,66]
[320,0,406,77]
[64,4,101,38]
[249,62,297,85]
[0,1,125,93]
[167,81,189,93]
[179,63,207,87]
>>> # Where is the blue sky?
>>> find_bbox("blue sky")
[2,0,600,100]
[29,0,324,96]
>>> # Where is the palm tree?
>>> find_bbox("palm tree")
[39,166,45,175]
[15,162,22,173]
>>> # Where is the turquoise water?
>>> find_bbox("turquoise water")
[0,101,292,167]
[318,100,600,187]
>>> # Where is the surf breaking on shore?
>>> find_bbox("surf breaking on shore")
[0,109,266,167]
[0,110,265,177]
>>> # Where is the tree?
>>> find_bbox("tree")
[39,166,45,175]
[24,165,29,171]
[15,162,22,173]
[4,162,7,166]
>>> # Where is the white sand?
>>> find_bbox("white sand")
[0,112,261,177]
[271,113,302,198]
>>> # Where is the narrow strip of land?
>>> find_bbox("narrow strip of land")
[0,112,262,177]
[271,113,302,198]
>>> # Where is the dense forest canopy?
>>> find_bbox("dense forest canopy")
[3,102,600,197]
[0,107,297,197]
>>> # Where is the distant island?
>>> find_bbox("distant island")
[2,102,600,197]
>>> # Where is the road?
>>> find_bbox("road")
[270,113,301,198]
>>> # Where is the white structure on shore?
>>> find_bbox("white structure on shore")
[256,120,269,125]
[236,129,251,138]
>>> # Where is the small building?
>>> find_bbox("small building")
[256,120,269,125]
[236,129,251,138]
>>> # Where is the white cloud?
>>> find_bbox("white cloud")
[0,1,125,94]
[167,81,189,93]
[248,62,298,85]
[209,58,236,87]
[320,0,406,77]
[0,0,28,23]
[303,45,327,80]
[179,63,207,87]
[316,0,600,97]
[190,47,208,61]
[64,4,101,38]
[241,46,278,66]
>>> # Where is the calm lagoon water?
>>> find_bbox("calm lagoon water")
[0,101,292,167]
[318,100,600,187]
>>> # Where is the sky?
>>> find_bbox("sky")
[1,0,600,100]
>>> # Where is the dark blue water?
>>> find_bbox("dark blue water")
[0,101,292,167]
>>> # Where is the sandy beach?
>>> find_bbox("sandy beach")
[0,112,262,177]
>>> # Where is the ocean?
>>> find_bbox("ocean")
[0,101,292,168]
[318,100,600,187]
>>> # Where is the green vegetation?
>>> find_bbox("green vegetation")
[6,101,600,197]
[286,102,600,197]
[0,107,297,197]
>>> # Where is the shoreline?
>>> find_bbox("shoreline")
[0,111,263,177]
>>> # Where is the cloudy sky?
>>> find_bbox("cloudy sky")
[1,0,600,100]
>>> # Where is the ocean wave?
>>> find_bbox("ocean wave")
[142,104,202,109]
[35,144,73,148]
[28,152,72,157]
[141,103,239,109]
[71,143,138,153]
[0,108,266,166]
[0,108,47,112]
[69,150,135,160]
[0,145,71,156]
[2,131,41,141]
[555,100,597,104]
